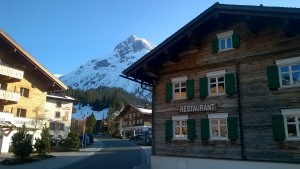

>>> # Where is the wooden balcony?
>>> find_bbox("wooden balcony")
[0,89,20,103]
[0,64,24,80]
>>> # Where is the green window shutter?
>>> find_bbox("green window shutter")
[165,83,172,101]
[187,119,196,140]
[267,66,280,91]
[212,37,219,54]
[227,117,238,141]
[232,32,240,48]
[225,73,235,95]
[200,77,208,97]
[186,79,194,100]
[272,115,285,141]
[165,120,173,141]
[201,118,210,140]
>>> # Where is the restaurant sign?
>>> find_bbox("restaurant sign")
[179,104,217,113]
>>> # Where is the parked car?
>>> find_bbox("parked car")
[130,134,151,146]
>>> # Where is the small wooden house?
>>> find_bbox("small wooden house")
[115,104,152,138]
[122,3,300,169]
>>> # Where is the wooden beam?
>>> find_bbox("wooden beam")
[164,49,179,63]
[186,32,201,47]
[282,18,294,37]
[143,64,159,79]
[245,16,258,35]
[214,13,227,30]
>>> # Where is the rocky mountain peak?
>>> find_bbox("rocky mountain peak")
[113,35,154,57]
[60,35,154,101]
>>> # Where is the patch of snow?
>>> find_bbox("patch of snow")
[72,104,108,120]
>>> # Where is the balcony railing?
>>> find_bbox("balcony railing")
[0,89,20,102]
[0,64,24,80]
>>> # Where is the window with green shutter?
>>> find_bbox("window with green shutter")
[212,30,240,53]
[187,119,196,140]
[165,83,172,101]
[272,115,285,141]
[165,120,173,141]
[232,32,240,48]
[227,117,238,141]
[212,37,219,54]
[225,73,235,95]
[186,79,194,99]
[201,118,210,140]
[200,77,208,97]
[267,66,280,91]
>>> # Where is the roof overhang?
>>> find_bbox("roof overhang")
[0,29,68,92]
[122,3,300,86]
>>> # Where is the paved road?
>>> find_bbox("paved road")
[0,136,150,169]
[62,137,146,169]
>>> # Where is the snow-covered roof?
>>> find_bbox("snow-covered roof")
[116,104,152,120]
[46,95,76,101]
[136,108,152,115]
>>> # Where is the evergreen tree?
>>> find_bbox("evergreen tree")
[63,131,80,150]
[34,125,51,156]
[86,112,96,134]
[11,125,33,160]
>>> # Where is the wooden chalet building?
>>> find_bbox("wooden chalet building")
[0,29,68,153]
[116,104,152,138]
[122,3,300,169]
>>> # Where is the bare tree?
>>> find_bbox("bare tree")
[31,105,46,143]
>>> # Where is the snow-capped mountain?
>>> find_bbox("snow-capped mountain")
[60,35,154,100]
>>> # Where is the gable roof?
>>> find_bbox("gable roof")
[116,104,152,120]
[0,29,68,91]
[122,3,300,86]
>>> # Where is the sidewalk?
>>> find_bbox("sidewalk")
[0,138,103,169]
[0,137,151,169]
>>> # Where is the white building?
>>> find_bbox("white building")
[45,95,75,139]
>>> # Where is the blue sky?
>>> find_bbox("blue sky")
[1,0,300,76]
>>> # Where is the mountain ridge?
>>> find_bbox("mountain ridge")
[60,35,154,100]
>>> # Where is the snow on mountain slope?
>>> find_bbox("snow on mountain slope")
[60,35,154,99]
[72,103,108,120]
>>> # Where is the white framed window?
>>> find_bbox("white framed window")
[276,57,300,88]
[208,113,228,140]
[207,70,226,96]
[217,30,233,52]
[282,109,300,141]
[172,76,187,100]
[172,115,188,140]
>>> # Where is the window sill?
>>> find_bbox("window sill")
[279,85,300,89]
[285,138,300,141]
[172,137,188,141]
[208,93,226,97]
[173,97,187,101]
[218,48,234,53]
[209,138,229,141]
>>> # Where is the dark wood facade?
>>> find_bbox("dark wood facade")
[123,3,300,163]
[116,104,152,138]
